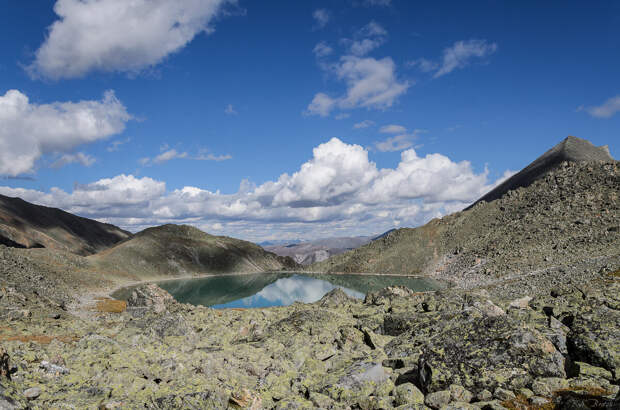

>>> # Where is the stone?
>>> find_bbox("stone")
[127,284,176,313]
[364,286,420,305]
[572,361,614,380]
[425,390,451,409]
[475,390,492,402]
[318,288,354,308]
[508,296,532,310]
[394,383,425,406]
[473,301,506,317]
[23,387,41,400]
[531,377,569,397]
[529,396,550,406]
[474,401,508,410]
[39,360,69,375]
[493,388,515,401]
[229,388,261,409]
[449,384,473,403]
[308,392,334,408]
[440,402,478,410]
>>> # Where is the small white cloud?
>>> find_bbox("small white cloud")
[362,0,392,6]
[51,152,96,169]
[313,42,333,58]
[434,39,497,78]
[28,0,234,79]
[195,152,232,162]
[313,9,330,29]
[224,104,238,115]
[375,129,426,152]
[407,58,439,72]
[379,124,407,134]
[0,89,130,176]
[354,120,375,129]
[580,95,620,118]
[141,148,231,165]
[306,93,337,117]
[154,149,187,164]
[375,134,413,152]
[107,137,131,152]
[335,113,351,120]
[344,21,388,56]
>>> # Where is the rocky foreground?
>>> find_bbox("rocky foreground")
[1,257,619,408]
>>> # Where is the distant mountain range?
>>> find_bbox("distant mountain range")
[263,229,396,265]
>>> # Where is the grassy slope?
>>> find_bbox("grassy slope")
[90,224,299,280]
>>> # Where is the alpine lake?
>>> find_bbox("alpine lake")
[112,273,444,309]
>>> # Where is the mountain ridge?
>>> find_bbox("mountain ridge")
[310,137,618,293]
[0,193,131,256]
[90,223,299,279]
[468,135,613,208]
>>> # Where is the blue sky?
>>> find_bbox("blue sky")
[0,0,618,242]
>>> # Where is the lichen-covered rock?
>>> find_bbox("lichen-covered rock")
[449,384,473,403]
[127,284,176,313]
[388,309,565,395]
[567,296,620,382]
[317,288,355,308]
[394,382,425,406]
[531,377,569,397]
[364,286,422,306]
[425,390,451,409]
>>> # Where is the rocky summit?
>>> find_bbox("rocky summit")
[0,137,619,409]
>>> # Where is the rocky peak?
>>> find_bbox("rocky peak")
[469,136,615,208]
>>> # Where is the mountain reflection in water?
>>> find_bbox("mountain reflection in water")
[113,273,442,309]
[222,276,365,308]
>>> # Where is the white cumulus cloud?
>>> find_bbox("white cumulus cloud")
[28,0,234,79]
[307,56,409,116]
[0,89,130,176]
[306,22,409,117]
[0,138,509,241]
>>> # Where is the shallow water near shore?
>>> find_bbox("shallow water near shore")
[112,272,443,308]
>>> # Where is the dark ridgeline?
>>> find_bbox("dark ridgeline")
[467,136,613,209]
[0,194,131,255]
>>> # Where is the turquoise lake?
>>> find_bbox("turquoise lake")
[112,273,443,309]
